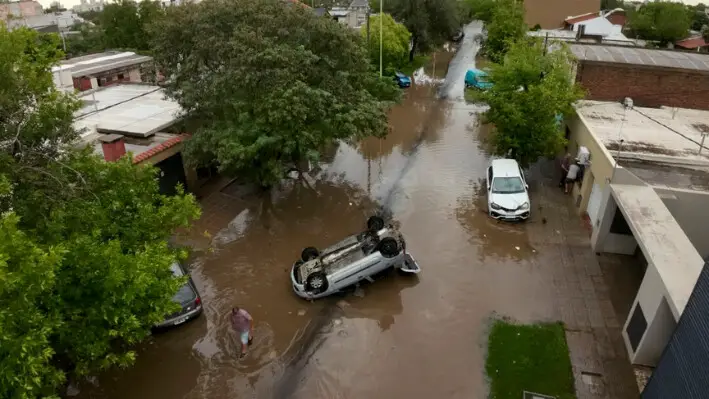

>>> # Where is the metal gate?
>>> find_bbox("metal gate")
[642,263,709,399]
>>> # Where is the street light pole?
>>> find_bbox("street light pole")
[379,0,383,77]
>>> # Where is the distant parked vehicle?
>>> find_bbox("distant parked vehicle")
[486,159,531,221]
[465,68,493,90]
[155,262,203,329]
[394,71,411,88]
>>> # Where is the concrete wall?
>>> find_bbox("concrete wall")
[576,62,709,111]
[524,0,600,28]
[591,186,638,254]
[656,188,709,260]
[623,264,675,366]
[565,112,616,215]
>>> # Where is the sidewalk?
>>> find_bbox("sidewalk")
[525,160,639,399]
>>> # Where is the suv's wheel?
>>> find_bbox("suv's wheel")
[305,272,329,294]
[301,247,320,262]
[367,216,385,232]
[378,237,400,258]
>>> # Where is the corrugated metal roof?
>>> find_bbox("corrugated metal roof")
[570,43,709,72]
[71,54,153,77]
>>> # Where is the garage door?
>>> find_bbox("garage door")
[587,183,602,225]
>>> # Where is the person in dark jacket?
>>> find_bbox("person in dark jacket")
[559,153,571,188]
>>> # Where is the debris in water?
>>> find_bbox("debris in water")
[297,309,306,316]
[268,350,278,360]
[66,383,80,397]
[336,300,350,309]
[515,246,520,251]
[354,287,365,297]
[333,318,343,326]
[349,202,353,206]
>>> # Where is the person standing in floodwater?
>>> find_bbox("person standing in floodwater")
[231,307,254,358]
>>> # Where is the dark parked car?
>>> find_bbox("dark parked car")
[155,262,203,329]
[394,71,411,88]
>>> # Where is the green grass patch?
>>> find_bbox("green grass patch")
[486,320,576,399]
[398,54,431,76]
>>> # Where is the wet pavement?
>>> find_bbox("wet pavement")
[74,21,638,399]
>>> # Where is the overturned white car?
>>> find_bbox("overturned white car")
[291,216,420,299]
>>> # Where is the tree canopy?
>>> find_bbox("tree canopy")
[386,0,460,61]
[471,39,584,166]
[628,1,691,45]
[462,0,496,23]
[484,0,527,63]
[361,13,411,73]
[0,25,200,398]
[150,0,400,187]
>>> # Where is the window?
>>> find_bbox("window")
[117,73,125,80]
[491,177,525,194]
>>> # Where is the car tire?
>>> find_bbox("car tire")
[367,216,385,232]
[378,237,400,258]
[305,272,328,294]
[301,247,320,262]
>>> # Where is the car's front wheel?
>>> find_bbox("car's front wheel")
[301,247,320,262]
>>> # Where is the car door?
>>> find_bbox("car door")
[486,166,493,193]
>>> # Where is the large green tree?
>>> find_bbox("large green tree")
[386,0,460,61]
[98,0,164,51]
[484,0,527,63]
[462,0,496,23]
[0,26,200,398]
[628,1,691,45]
[361,13,411,73]
[150,0,400,187]
[472,39,584,166]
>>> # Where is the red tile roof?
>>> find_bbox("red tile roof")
[675,36,709,49]
[132,133,190,164]
[565,12,599,24]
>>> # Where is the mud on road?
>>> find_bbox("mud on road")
[74,21,561,399]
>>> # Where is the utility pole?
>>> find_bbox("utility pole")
[379,0,383,77]
[366,2,371,45]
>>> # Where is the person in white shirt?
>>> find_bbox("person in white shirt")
[565,159,580,194]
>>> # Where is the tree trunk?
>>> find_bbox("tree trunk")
[409,34,418,62]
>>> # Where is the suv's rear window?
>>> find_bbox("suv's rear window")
[173,283,196,304]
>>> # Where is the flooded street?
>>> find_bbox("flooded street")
[75,21,567,398]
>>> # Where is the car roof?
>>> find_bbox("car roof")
[490,159,522,177]
[395,71,407,77]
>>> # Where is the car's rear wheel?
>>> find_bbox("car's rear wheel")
[378,237,400,258]
[367,216,385,232]
[305,272,328,294]
[301,247,320,262]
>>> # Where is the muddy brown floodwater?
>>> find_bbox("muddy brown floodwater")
[74,21,554,399]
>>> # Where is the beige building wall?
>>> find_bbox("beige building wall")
[564,111,616,215]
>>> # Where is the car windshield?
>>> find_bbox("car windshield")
[492,177,525,194]
[173,283,196,304]
[477,74,489,83]
[169,262,196,304]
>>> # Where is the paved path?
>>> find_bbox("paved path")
[527,161,639,399]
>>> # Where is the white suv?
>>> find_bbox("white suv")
[290,216,420,299]
[486,159,530,221]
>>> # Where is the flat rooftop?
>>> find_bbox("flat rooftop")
[74,84,181,138]
[611,184,705,317]
[55,51,152,77]
[576,100,709,165]
[569,43,709,72]
[619,160,709,192]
